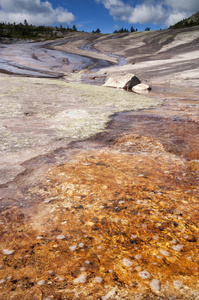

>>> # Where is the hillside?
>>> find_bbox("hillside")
[170,11,199,29]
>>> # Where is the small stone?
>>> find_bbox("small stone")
[85,260,90,264]
[159,249,170,256]
[169,239,176,244]
[132,83,151,93]
[122,258,133,267]
[2,249,14,255]
[172,244,183,251]
[6,276,11,280]
[102,288,116,300]
[69,245,77,251]
[73,273,87,284]
[56,235,66,240]
[150,279,160,291]
[37,280,45,285]
[0,279,5,284]
[131,234,137,239]
[173,280,183,288]
[94,276,103,283]
[139,270,150,279]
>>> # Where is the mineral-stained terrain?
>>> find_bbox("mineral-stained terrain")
[0,27,198,299]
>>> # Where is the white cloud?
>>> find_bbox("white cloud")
[165,0,199,12]
[166,11,188,27]
[0,0,75,25]
[128,4,166,24]
[96,0,132,20]
[95,0,199,26]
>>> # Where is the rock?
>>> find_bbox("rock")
[2,249,14,255]
[103,74,141,89]
[132,83,151,93]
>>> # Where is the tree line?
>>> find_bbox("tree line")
[92,26,151,34]
[0,21,79,39]
[0,20,154,40]
[113,26,151,33]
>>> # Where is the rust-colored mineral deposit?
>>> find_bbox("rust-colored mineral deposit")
[0,101,198,299]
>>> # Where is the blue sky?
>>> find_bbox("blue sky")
[0,0,199,33]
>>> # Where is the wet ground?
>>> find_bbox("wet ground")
[0,40,107,78]
[0,28,199,299]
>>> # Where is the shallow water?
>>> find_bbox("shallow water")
[0,41,94,77]
[0,38,127,78]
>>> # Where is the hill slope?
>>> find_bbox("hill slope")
[170,11,199,29]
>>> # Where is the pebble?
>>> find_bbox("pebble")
[169,239,176,244]
[0,279,5,284]
[37,280,45,285]
[131,234,137,239]
[85,260,90,264]
[172,244,183,251]
[150,279,160,291]
[159,249,170,256]
[6,276,11,280]
[2,249,14,255]
[139,270,150,279]
[173,280,183,288]
[56,235,66,240]
[122,258,133,267]
[69,245,77,251]
[94,276,103,283]
[73,273,87,284]
[102,288,116,300]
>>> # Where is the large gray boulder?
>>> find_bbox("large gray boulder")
[103,74,141,89]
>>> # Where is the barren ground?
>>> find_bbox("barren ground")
[0,27,199,299]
